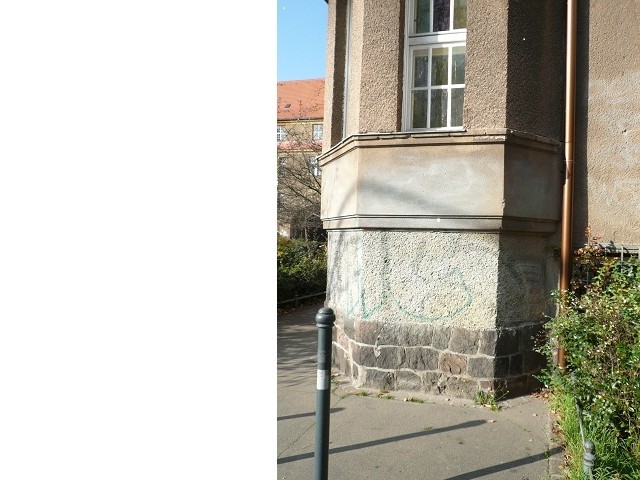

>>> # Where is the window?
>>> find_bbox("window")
[404,0,467,130]
[277,125,287,142]
[308,156,321,176]
[312,123,323,141]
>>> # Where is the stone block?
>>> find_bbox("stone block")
[396,370,422,391]
[437,375,478,398]
[467,356,494,378]
[352,344,377,366]
[354,319,383,344]
[376,323,403,345]
[422,371,441,391]
[333,346,352,377]
[432,326,452,350]
[478,330,498,355]
[449,328,480,355]
[496,328,520,356]
[509,353,523,375]
[522,350,546,373]
[376,346,406,369]
[361,367,395,390]
[403,323,434,347]
[438,352,468,375]
[405,347,439,370]
[519,323,546,351]
[336,329,351,350]
[495,356,510,377]
[503,376,529,398]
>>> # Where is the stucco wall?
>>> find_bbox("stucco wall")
[323,0,346,150]
[464,0,509,130]
[326,230,501,331]
[465,0,565,139]
[574,0,640,245]
[326,229,555,398]
[327,230,556,331]
[320,131,562,232]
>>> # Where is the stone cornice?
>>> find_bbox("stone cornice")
[319,129,561,166]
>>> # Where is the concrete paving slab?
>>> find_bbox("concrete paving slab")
[277,302,564,480]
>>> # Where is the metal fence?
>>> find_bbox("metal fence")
[277,291,326,308]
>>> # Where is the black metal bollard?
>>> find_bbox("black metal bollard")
[313,307,335,480]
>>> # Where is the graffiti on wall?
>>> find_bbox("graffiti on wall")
[328,231,475,322]
[327,231,551,324]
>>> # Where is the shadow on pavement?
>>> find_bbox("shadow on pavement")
[442,446,564,480]
[277,419,487,465]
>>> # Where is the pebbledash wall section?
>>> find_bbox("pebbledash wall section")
[318,0,569,400]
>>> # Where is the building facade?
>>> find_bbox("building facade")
[277,78,326,240]
[318,0,640,399]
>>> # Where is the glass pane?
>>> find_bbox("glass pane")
[433,0,450,32]
[431,48,448,86]
[412,90,429,128]
[430,89,448,128]
[453,0,467,29]
[452,46,465,84]
[451,87,464,126]
[414,54,429,87]
[415,0,431,33]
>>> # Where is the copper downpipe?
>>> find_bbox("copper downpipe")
[558,0,578,372]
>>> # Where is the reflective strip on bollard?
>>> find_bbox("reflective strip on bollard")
[317,369,330,390]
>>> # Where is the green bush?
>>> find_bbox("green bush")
[277,235,327,304]
[539,247,640,477]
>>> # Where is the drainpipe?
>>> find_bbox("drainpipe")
[558,0,578,372]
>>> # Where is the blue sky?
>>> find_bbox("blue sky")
[277,0,328,81]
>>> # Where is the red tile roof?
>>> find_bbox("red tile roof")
[277,78,325,121]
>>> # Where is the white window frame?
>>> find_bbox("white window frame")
[308,155,321,177]
[312,123,323,141]
[277,125,287,142]
[403,0,467,132]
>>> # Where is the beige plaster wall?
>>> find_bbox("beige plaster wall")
[343,0,363,137]
[322,0,343,150]
[464,0,509,130]
[574,1,640,245]
[320,131,561,232]
[358,0,403,133]
[465,0,565,139]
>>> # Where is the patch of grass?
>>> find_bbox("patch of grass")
[474,389,502,412]
[550,386,640,479]
[404,397,424,403]
[353,390,369,397]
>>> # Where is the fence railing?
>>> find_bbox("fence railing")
[277,291,326,308]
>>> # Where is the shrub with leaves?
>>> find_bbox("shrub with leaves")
[540,248,640,477]
[277,235,327,303]
[550,258,640,441]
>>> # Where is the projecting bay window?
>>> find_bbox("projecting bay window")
[404,0,467,131]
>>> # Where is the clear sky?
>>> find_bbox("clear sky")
[277,0,328,81]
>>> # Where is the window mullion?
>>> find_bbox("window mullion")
[449,0,454,30]
[447,47,452,127]
[430,0,434,33]
[427,47,432,128]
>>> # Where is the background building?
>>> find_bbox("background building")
[277,78,326,241]
[318,0,640,399]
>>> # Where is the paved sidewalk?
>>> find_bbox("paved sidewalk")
[277,302,564,480]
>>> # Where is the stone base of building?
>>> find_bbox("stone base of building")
[331,320,547,399]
